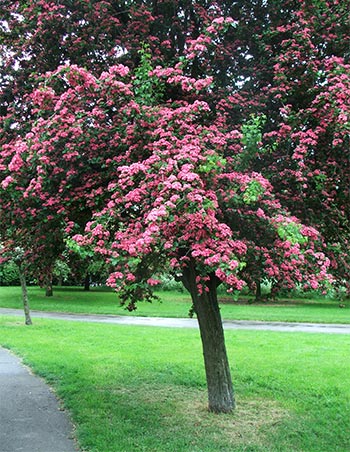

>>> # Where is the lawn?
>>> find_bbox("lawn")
[0,285,349,324]
[0,316,349,451]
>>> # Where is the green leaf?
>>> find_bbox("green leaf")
[277,222,308,245]
[243,180,265,204]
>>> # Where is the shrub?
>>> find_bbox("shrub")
[0,261,20,286]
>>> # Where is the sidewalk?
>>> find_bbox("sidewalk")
[0,347,78,452]
[1,307,350,334]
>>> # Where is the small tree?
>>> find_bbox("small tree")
[69,59,330,411]
[0,244,32,325]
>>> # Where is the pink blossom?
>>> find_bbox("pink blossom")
[212,17,225,25]
[1,176,14,189]
[147,278,161,286]
[8,153,23,172]
[109,64,130,77]
[256,208,266,218]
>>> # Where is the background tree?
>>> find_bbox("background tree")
[254,1,350,293]
[0,241,32,325]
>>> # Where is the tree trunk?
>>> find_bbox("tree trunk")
[18,266,32,326]
[44,271,53,297]
[45,283,53,297]
[84,273,90,291]
[182,260,235,413]
[255,279,262,301]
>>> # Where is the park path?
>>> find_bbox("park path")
[0,347,78,452]
[1,307,350,334]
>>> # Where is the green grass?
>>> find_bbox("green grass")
[0,285,349,324]
[0,316,349,451]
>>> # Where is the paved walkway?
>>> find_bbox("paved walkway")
[0,347,78,452]
[1,307,350,334]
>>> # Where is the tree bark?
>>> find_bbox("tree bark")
[18,266,32,326]
[44,271,53,297]
[255,279,262,301]
[45,282,53,297]
[84,273,90,291]
[182,260,235,413]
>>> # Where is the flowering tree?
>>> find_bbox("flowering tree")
[256,1,350,293]
[1,43,330,410]
[268,3,347,293]
[0,138,66,296]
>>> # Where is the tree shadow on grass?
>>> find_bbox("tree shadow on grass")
[71,379,291,452]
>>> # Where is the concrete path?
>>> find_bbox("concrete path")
[1,307,350,334]
[0,347,78,452]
